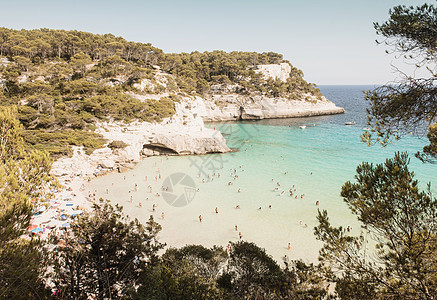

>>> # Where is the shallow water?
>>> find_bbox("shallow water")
[86,85,437,263]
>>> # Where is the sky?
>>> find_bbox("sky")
[0,0,433,85]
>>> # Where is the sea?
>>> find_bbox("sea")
[86,85,437,263]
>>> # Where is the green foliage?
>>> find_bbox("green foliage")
[218,241,327,299]
[161,50,322,98]
[315,153,437,299]
[133,245,227,299]
[0,106,55,298]
[0,27,164,64]
[50,202,164,299]
[107,140,129,150]
[364,3,437,161]
[22,129,106,157]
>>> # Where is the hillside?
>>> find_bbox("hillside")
[0,28,343,158]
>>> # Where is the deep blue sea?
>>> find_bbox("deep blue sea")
[88,85,436,262]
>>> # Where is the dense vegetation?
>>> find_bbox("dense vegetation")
[0,27,322,156]
[363,3,437,161]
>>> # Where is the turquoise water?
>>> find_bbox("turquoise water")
[87,85,436,263]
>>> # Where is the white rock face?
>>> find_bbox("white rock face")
[182,94,344,122]
[255,63,292,82]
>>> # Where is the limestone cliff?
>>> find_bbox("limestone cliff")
[130,63,344,122]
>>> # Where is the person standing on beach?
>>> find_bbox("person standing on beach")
[239,232,243,239]
[199,215,202,222]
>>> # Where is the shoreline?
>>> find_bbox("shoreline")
[34,97,346,262]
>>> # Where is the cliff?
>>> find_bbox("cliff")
[130,64,344,122]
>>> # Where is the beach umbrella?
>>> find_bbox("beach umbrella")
[32,227,43,233]
[70,210,83,216]
[61,223,70,228]
[28,224,38,231]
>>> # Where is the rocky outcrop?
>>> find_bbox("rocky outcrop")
[143,131,228,156]
[176,94,344,122]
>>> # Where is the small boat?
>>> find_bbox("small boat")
[345,122,355,125]
[299,125,307,129]
[362,127,370,131]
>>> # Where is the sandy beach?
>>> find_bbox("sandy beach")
[84,152,362,264]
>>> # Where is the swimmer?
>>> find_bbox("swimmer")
[268,205,272,209]
[235,205,240,209]
[238,188,241,193]
[258,207,261,210]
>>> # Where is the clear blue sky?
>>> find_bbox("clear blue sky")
[0,0,432,85]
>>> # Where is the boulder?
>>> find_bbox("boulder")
[100,159,115,169]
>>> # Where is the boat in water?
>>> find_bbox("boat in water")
[299,125,307,129]
[345,122,355,125]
